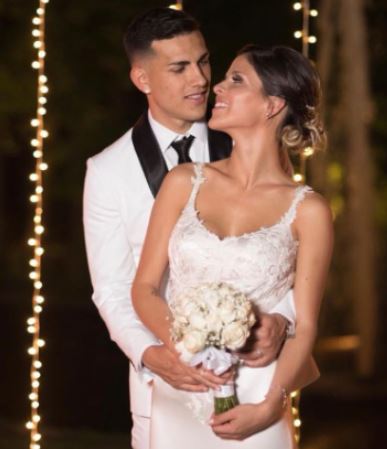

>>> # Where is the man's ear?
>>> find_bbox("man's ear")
[266,96,286,119]
[130,65,151,95]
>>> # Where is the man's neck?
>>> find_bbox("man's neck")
[148,109,196,134]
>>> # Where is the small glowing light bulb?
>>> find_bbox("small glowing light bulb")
[30,173,39,181]
[30,195,39,203]
[36,296,45,304]
[34,281,43,290]
[31,61,41,69]
[32,29,41,37]
[39,162,48,170]
[27,326,36,333]
[39,75,48,83]
[28,347,37,355]
[38,50,46,58]
[29,392,38,400]
[32,380,40,388]
[308,36,317,44]
[35,225,44,234]
[28,238,37,246]
[35,247,44,256]
[31,139,39,147]
[32,17,41,25]
[33,150,43,159]
[38,107,47,115]
[293,2,302,10]
[293,173,304,183]
[34,305,43,313]
[310,9,318,17]
[303,146,315,157]
[27,317,36,325]
[31,119,39,127]
[38,339,45,347]
[294,31,303,39]
[26,421,34,429]
[41,130,49,138]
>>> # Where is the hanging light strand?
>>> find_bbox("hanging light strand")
[292,1,319,183]
[290,1,319,445]
[27,1,50,448]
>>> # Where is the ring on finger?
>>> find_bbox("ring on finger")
[255,349,264,357]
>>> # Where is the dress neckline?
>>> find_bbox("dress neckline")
[186,163,309,243]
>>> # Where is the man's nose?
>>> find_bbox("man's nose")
[190,64,209,87]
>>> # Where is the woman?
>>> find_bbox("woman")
[132,45,333,448]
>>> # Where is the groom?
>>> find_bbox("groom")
[83,7,302,449]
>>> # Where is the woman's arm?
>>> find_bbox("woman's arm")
[212,192,333,439]
[132,164,230,389]
[132,164,192,349]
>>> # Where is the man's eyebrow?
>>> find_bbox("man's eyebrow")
[168,52,210,67]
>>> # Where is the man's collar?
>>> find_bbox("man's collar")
[147,110,207,153]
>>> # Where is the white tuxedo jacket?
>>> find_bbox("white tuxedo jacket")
[83,113,298,418]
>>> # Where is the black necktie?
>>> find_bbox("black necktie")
[170,135,195,164]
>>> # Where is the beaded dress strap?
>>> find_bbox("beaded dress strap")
[282,185,313,226]
[186,163,206,207]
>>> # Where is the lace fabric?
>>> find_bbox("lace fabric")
[166,163,313,312]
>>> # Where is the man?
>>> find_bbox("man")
[83,7,309,449]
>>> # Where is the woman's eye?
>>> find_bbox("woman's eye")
[231,75,242,83]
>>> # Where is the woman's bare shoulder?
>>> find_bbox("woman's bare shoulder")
[297,190,333,227]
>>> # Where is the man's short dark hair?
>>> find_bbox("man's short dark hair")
[123,7,200,65]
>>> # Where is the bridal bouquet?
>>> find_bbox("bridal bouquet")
[170,282,256,414]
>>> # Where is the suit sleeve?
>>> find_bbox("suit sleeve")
[269,289,296,337]
[83,158,160,371]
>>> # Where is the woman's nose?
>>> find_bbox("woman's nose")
[213,81,224,94]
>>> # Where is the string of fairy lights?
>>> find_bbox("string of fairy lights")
[23,2,317,447]
[292,0,318,184]
[291,1,319,445]
[26,1,50,448]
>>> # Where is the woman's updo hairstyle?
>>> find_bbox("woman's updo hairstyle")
[238,44,327,154]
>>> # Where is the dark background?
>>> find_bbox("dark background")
[1,1,387,448]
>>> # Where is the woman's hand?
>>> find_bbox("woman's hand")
[210,395,284,440]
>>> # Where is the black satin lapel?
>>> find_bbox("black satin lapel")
[132,113,168,198]
[208,129,232,162]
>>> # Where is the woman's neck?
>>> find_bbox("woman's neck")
[225,128,287,190]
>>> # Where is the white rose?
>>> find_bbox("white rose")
[189,311,208,330]
[222,322,249,351]
[219,303,238,324]
[183,330,207,353]
[206,312,223,335]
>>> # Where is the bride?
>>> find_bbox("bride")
[132,45,333,448]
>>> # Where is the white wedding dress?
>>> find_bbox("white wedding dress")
[149,163,312,449]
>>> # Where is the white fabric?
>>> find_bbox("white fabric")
[150,163,312,448]
[131,414,150,449]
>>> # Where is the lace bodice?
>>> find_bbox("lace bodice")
[166,163,312,312]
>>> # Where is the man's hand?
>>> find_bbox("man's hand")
[237,313,288,367]
[142,345,231,392]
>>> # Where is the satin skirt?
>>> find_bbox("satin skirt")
[149,361,293,449]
